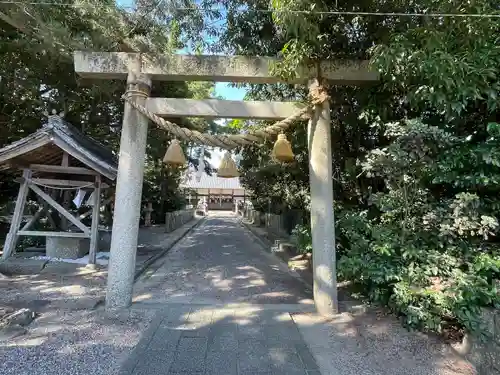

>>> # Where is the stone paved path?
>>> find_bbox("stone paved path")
[123,213,318,375]
[132,212,314,306]
[121,212,474,375]
[121,305,320,375]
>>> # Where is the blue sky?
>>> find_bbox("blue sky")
[215,83,246,100]
[116,0,246,100]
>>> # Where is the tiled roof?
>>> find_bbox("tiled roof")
[180,168,245,190]
[0,114,118,180]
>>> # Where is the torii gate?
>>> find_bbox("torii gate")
[73,52,378,316]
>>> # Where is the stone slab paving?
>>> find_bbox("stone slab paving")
[119,212,476,375]
[120,304,320,375]
[133,212,314,306]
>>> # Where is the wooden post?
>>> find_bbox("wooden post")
[106,72,151,309]
[88,175,101,265]
[60,152,70,230]
[2,169,31,259]
[307,79,338,316]
[28,183,90,235]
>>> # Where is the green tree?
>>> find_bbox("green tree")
[0,0,215,225]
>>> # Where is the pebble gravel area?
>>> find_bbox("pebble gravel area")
[0,308,156,375]
[0,222,198,375]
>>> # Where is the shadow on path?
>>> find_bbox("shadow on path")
[133,214,313,306]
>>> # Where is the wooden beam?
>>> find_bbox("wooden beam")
[51,138,117,181]
[88,176,101,265]
[31,178,94,188]
[145,98,307,120]
[62,152,69,167]
[17,231,90,238]
[28,183,90,235]
[17,177,110,189]
[60,152,71,231]
[73,52,378,85]
[0,136,51,165]
[30,164,100,176]
[2,169,31,259]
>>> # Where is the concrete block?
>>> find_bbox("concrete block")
[164,209,194,233]
[206,350,238,375]
[131,349,175,375]
[239,350,273,372]
[177,336,208,352]
[295,343,320,370]
[170,349,206,372]
[147,327,181,351]
[46,236,88,259]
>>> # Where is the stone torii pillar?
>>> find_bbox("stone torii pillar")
[308,79,337,316]
[106,72,151,309]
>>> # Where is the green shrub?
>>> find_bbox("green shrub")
[292,223,312,254]
[336,120,500,337]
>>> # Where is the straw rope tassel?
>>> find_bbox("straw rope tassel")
[272,133,294,162]
[217,152,239,178]
[163,139,187,166]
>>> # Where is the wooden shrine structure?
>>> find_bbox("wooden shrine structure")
[73,51,378,315]
[0,112,118,264]
[180,168,248,211]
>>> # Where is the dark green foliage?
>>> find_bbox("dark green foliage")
[337,120,500,335]
[0,1,214,228]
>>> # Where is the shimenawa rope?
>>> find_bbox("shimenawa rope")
[121,84,329,150]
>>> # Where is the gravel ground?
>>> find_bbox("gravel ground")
[0,264,108,312]
[0,224,197,375]
[0,308,156,375]
[293,311,476,375]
